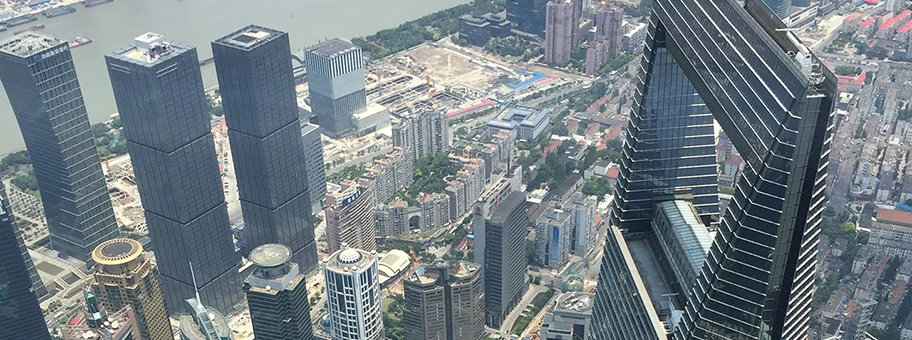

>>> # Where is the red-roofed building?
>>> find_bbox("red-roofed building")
[859,17,877,35]
[897,19,912,41]
[605,167,619,180]
[836,72,866,93]
[584,122,601,136]
[844,13,864,32]
[889,280,907,304]
[567,118,579,134]
[878,10,911,38]
[877,208,912,226]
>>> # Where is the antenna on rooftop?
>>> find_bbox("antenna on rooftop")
[189,261,202,303]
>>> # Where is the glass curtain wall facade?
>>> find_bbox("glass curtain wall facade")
[212,25,318,273]
[506,0,548,36]
[304,38,367,139]
[0,33,118,264]
[0,182,50,340]
[592,0,836,338]
[105,33,243,315]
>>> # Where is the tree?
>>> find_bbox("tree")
[91,123,109,138]
[833,65,858,76]
[110,139,128,155]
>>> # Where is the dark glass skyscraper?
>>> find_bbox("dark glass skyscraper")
[0,33,118,264]
[212,25,318,273]
[244,244,313,340]
[0,182,51,340]
[105,33,243,315]
[593,0,836,338]
[506,0,548,36]
[473,191,528,328]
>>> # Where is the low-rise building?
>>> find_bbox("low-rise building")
[541,292,595,340]
[832,238,847,258]
[486,106,552,141]
[853,245,872,274]
[61,292,141,340]
[377,249,411,286]
[871,302,896,330]
[899,260,912,282]
[458,12,512,46]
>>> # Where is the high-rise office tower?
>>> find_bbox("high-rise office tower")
[244,244,314,340]
[212,25,318,273]
[2,181,47,299]
[301,123,327,213]
[179,297,233,340]
[0,182,50,340]
[567,192,597,254]
[506,0,549,36]
[535,208,572,269]
[90,238,172,340]
[403,261,485,340]
[324,180,376,253]
[106,32,243,315]
[594,5,624,57]
[473,191,529,328]
[592,0,836,337]
[544,0,575,65]
[0,33,118,264]
[304,38,367,138]
[323,247,383,340]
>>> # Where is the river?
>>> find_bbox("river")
[0,0,468,155]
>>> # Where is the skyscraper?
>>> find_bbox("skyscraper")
[212,25,318,273]
[391,109,450,161]
[506,0,549,36]
[402,261,485,340]
[244,244,314,340]
[90,238,172,340]
[763,0,791,19]
[0,33,118,264]
[323,247,383,340]
[302,122,327,213]
[304,38,367,138]
[593,0,836,338]
[544,0,575,65]
[473,191,529,328]
[594,5,624,57]
[535,208,572,269]
[2,181,47,299]
[106,32,243,315]
[324,180,376,253]
[0,182,50,340]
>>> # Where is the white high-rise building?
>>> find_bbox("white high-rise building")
[323,246,383,340]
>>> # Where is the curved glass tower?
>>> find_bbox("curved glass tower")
[592,0,837,338]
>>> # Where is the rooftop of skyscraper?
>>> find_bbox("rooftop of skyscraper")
[179,299,232,340]
[554,292,595,314]
[110,32,193,65]
[213,24,283,51]
[487,191,525,223]
[325,246,376,273]
[305,38,359,59]
[91,238,143,266]
[0,32,64,57]
[60,302,139,340]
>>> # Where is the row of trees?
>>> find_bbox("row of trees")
[353,0,504,59]
[407,153,460,196]
[484,36,543,62]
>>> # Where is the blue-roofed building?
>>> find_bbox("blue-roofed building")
[651,199,712,294]
[486,106,552,141]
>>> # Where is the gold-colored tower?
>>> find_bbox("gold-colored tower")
[91,238,172,340]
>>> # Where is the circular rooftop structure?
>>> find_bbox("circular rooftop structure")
[338,249,363,264]
[92,238,143,265]
[249,243,292,268]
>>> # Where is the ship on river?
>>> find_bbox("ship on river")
[3,15,37,28]
[83,0,114,7]
[69,36,92,48]
[44,6,77,18]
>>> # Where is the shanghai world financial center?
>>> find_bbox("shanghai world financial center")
[593,0,836,338]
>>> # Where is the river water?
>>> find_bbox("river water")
[0,0,468,155]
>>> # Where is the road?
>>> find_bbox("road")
[494,283,550,337]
